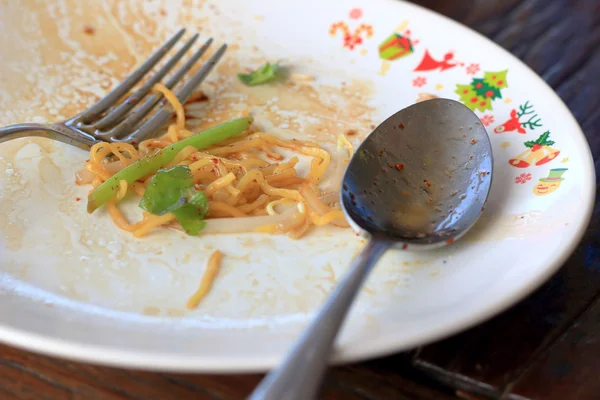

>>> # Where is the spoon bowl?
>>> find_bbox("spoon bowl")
[342,98,493,248]
[249,98,493,400]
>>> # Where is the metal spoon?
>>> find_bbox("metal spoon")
[248,98,493,400]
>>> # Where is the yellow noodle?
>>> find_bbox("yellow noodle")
[186,250,223,309]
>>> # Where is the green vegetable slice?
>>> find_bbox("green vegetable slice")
[139,165,208,236]
[87,116,253,213]
[237,63,280,86]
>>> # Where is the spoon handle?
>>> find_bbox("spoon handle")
[247,237,390,400]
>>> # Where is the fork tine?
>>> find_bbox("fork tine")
[124,44,228,143]
[91,33,199,131]
[109,39,218,141]
[77,28,186,124]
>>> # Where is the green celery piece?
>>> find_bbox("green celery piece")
[87,116,253,213]
[237,63,279,86]
[172,206,207,235]
[139,166,209,236]
[139,166,195,215]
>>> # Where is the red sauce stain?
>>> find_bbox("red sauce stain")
[83,25,95,35]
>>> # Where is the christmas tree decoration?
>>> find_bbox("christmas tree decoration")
[509,131,560,168]
[494,101,542,134]
[455,70,509,112]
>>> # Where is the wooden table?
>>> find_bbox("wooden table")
[2,0,599,399]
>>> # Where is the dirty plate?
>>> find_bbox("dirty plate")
[0,0,595,372]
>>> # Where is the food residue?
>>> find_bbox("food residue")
[83,25,95,35]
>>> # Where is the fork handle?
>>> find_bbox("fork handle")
[0,123,95,150]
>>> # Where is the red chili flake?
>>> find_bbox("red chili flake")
[401,191,408,196]
[402,244,408,250]
[395,163,404,171]
[370,124,375,129]
[83,25,95,35]
[445,238,455,244]
[480,171,487,176]
[349,192,356,200]
[471,138,478,144]
[130,140,136,145]
[211,158,219,164]
[346,129,357,136]
[387,162,394,168]
[381,167,387,173]
[481,206,485,211]
[428,198,433,203]
[423,180,431,188]
[469,156,473,160]
[434,149,439,152]
[75,197,81,202]
[399,123,405,129]
[462,134,467,138]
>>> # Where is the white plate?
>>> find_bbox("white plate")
[0,0,595,372]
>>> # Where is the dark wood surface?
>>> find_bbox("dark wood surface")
[1,0,599,399]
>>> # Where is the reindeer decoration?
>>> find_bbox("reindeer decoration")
[329,21,374,50]
[494,101,542,134]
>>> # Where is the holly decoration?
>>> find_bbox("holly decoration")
[455,70,509,112]
[524,130,554,151]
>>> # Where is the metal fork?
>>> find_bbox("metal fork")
[0,29,225,150]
